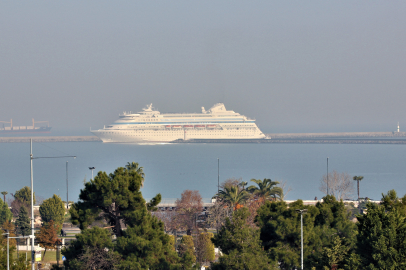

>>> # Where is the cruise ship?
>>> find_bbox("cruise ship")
[91,103,266,143]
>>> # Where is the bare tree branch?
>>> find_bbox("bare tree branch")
[320,171,354,200]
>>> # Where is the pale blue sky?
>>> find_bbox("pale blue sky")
[1,1,406,134]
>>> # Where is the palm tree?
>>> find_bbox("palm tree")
[239,181,248,190]
[353,176,364,200]
[247,178,283,202]
[125,162,145,186]
[216,186,251,210]
[1,191,7,202]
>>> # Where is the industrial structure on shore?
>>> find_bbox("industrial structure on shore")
[0,119,51,133]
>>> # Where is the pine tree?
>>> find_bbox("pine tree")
[211,208,275,270]
[15,206,31,237]
[69,163,186,270]
[115,208,184,269]
[70,165,161,237]
[255,196,356,270]
[356,191,406,269]
[0,197,12,225]
[62,227,117,270]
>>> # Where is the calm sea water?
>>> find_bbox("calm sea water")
[0,141,406,203]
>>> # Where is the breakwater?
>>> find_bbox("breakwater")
[268,131,406,139]
[174,131,406,144]
[175,138,406,144]
[1,132,406,144]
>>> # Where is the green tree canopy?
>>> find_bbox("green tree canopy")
[179,235,196,264]
[0,197,12,225]
[255,195,357,270]
[15,206,31,237]
[70,164,161,237]
[380,189,406,214]
[195,232,215,265]
[14,186,36,205]
[69,163,185,270]
[355,190,406,269]
[39,194,65,231]
[211,208,275,270]
[115,209,183,270]
[62,226,117,269]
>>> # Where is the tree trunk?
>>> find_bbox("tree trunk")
[115,217,122,237]
[357,181,360,200]
[42,248,47,262]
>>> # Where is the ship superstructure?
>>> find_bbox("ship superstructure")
[91,103,266,143]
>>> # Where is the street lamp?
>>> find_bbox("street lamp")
[89,167,95,180]
[296,209,308,270]
[3,231,9,270]
[15,225,18,259]
[217,159,219,195]
[327,157,329,195]
[30,138,76,270]
[66,161,69,210]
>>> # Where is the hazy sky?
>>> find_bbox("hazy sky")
[1,1,406,134]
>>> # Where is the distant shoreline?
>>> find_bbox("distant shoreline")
[1,132,406,144]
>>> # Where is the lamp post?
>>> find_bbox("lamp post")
[3,231,9,270]
[217,159,219,195]
[15,225,18,259]
[30,138,76,270]
[66,161,69,210]
[89,167,95,180]
[296,209,308,270]
[327,157,329,195]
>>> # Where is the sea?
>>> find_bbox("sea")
[1,141,406,204]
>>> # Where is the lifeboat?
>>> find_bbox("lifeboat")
[194,125,205,128]
[206,125,217,128]
[172,125,182,129]
[165,125,171,128]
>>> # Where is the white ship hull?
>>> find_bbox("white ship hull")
[91,104,266,144]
